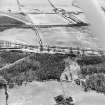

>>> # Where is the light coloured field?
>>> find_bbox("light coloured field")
[0,0,101,49]
[0,81,105,105]
[0,26,99,49]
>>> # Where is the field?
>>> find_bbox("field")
[0,81,105,105]
[0,0,105,105]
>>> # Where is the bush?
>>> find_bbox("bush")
[85,73,105,93]
[0,50,29,68]
[81,63,105,77]
[0,53,68,86]
[33,53,66,81]
[77,56,105,65]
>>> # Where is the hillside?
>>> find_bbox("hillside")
[0,50,29,68]
[0,50,105,105]
[0,50,105,88]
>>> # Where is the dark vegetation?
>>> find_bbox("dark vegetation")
[1,50,105,94]
[0,51,68,88]
[0,50,29,68]
[81,63,105,77]
[77,55,105,65]
[0,16,26,32]
[85,73,105,93]
[0,16,24,25]
[54,95,74,105]
[78,55,105,93]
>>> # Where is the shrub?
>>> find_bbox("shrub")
[85,73,105,93]
[81,63,105,77]
[0,53,68,86]
[77,56,105,65]
[0,50,29,68]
